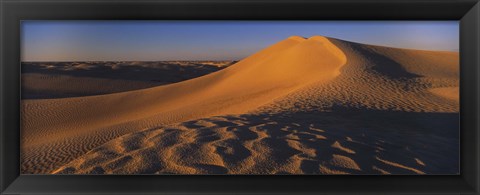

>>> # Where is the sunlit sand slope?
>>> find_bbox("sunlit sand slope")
[22,36,347,174]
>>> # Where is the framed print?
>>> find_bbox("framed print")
[1,0,479,194]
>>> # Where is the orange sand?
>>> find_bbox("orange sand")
[21,36,459,174]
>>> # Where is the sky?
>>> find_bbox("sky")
[21,21,459,61]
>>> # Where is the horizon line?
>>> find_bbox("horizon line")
[21,35,459,62]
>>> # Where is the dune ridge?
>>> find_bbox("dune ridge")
[21,35,459,174]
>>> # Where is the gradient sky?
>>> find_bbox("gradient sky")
[21,21,459,61]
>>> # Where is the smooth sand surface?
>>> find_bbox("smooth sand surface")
[21,36,459,174]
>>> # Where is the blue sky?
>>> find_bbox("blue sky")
[21,21,459,61]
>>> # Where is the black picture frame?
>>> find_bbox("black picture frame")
[1,0,479,194]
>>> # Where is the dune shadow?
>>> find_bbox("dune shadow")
[338,41,420,79]
[217,108,460,174]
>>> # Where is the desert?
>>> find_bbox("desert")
[21,36,459,174]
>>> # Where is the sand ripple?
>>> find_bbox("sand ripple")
[54,111,458,174]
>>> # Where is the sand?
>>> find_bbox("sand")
[21,36,459,174]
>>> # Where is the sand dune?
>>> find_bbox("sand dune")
[255,38,459,113]
[21,36,459,174]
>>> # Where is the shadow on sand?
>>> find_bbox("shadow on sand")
[219,109,460,174]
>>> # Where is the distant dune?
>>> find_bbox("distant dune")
[22,73,160,99]
[21,36,459,174]
[22,61,234,99]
